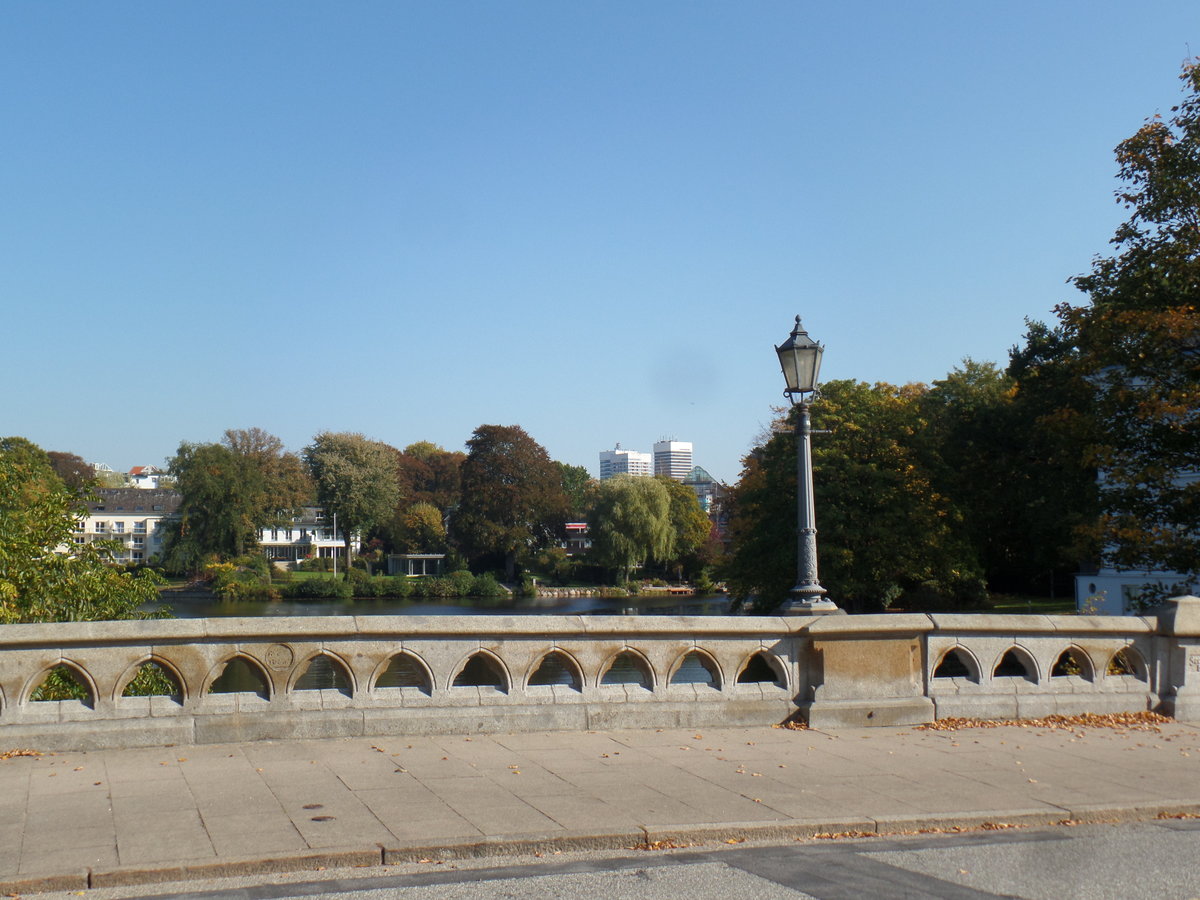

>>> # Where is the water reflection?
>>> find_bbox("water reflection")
[161,593,735,618]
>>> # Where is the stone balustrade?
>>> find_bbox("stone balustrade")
[0,596,1197,749]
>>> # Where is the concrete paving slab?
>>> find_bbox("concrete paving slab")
[20,845,118,876]
[205,827,310,858]
[520,793,646,831]
[422,782,566,834]
[22,822,115,851]
[376,809,483,842]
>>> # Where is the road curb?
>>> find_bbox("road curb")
[5,803,1200,895]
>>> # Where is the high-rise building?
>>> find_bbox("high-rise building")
[599,445,653,480]
[653,440,693,481]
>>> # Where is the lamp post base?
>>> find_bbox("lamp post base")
[778,594,845,616]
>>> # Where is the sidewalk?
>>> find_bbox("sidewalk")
[3,719,1199,895]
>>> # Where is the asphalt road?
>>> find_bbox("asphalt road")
[34,818,1200,900]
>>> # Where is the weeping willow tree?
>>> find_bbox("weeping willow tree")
[588,475,674,583]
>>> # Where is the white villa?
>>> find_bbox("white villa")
[257,507,360,567]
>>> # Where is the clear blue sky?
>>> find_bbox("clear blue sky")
[3,2,1197,483]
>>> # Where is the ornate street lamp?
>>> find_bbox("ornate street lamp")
[775,316,840,615]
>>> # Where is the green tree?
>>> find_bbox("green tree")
[917,359,1091,595]
[556,461,594,519]
[588,475,673,582]
[391,501,447,553]
[0,437,164,623]
[451,425,568,581]
[1039,62,1200,578]
[165,428,311,569]
[723,381,984,613]
[655,475,712,580]
[304,432,400,575]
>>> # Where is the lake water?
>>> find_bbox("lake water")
[161,592,737,618]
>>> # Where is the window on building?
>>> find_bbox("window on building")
[113,522,125,533]
[94,521,106,533]
[132,537,145,548]
[133,521,147,534]
[132,552,144,562]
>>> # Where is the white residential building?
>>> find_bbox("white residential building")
[127,466,166,489]
[77,489,181,565]
[258,507,359,566]
[653,440,693,481]
[599,445,652,480]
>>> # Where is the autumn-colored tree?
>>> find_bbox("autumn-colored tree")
[46,451,95,493]
[1038,62,1200,579]
[451,425,568,581]
[391,501,447,553]
[394,441,465,511]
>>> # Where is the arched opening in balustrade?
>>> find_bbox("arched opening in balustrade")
[29,663,93,706]
[736,651,784,687]
[669,650,722,688]
[992,647,1038,682]
[452,652,508,692]
[293,653,353,696]
[120,659,184,701]
[528,651,583,691]
[932,647,980,681]
[374,652,433,693]
[208,656,270,698]
[1107,646,1148,681]
[1051,647,1095,681]
[600,650,653,690]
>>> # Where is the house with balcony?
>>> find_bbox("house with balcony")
[257,508,359,567]
[77,489,181,564]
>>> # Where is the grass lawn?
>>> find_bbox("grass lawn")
[987,594,1077,615]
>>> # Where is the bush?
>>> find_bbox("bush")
[448,570,476,596]
[471,572,505,598]
[373,576,412,598]
[348,568,377,596]
[218,581,280,602]
[424,576,454,599]
[280,577,352,601]
[230,554,272,579]
[205,558,277,601]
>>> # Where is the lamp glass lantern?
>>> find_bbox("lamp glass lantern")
[775,316,824,398]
